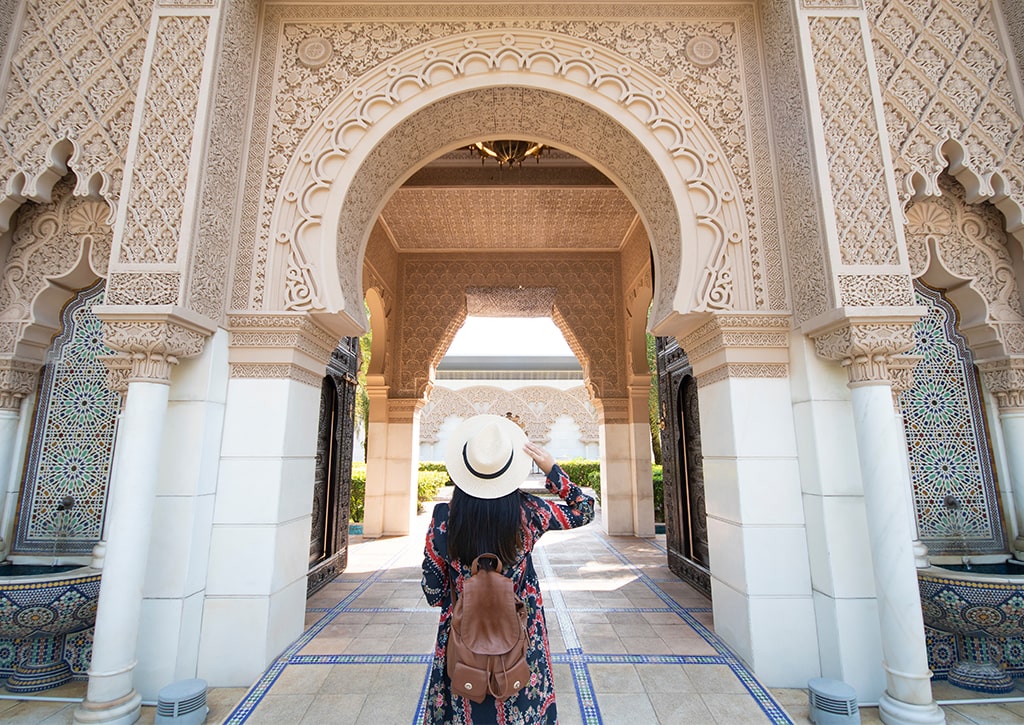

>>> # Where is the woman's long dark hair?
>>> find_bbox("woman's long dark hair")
[448,487,523,567]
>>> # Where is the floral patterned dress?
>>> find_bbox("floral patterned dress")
[420,465,595,724]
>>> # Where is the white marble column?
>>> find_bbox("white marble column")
[364,385,420,538]
[75,317,209,725]
[75,377,170,724]
[0,358,39,556]
[596,398,635,536]
[979,360,1024,554]
[627,378,656,537]
[812,320,944,725]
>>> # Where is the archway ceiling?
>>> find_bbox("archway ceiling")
[378,147,639,252]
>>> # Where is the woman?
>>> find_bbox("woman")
[421,413,595,724]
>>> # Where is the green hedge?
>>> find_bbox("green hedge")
[350,463,366,523]
[652,465,664,523]
[556,459,601,492]
[351,460,665,523]
[349,462,452,523]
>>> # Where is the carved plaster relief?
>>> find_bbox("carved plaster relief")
[239,7,788,324]
[809,15,902,267]
[0,0,149,220]
[759,0,830,324]
[869,0,1024,219]
[394,254,624,400]
[420,385,598,446]
[905,176,1024,357]
[0,178,111,359]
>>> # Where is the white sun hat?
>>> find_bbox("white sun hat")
[444,413,531,499]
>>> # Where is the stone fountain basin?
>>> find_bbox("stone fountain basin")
[0,565,101,692]
[918,564,1024,639]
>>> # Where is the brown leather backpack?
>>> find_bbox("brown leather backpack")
[447,553,532,703]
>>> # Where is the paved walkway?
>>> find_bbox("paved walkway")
[3,508,1024,723]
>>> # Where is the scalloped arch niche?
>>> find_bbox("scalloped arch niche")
[269,30,754,334]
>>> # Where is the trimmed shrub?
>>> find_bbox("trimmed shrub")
[557,459,600,493]
[419,461,448,473]
[417,470,449,513]
[585,469,601,498]
[350,462,366,523]
[652,464,664,523]
[350,463,451,522]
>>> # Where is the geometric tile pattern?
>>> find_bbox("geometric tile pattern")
[13,280,119,555]
[0,570,101,683]
[899,282,1005,554]
[223,505,794,724]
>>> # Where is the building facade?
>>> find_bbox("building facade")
[0,1,1020,723]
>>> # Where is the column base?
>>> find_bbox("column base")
[878,692,946,725]
[72,690,142,725]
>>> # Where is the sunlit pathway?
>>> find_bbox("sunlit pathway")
[221,508,799,725]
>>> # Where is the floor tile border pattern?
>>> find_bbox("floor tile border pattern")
[222,541,413,724]
[533,542,603,725]
[592,533,794,724]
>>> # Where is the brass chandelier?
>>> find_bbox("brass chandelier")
[469,140,546,168]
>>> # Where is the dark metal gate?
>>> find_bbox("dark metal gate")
[655,336,710,597]
[307,337,359,597]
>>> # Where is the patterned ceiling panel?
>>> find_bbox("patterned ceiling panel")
[380,187,638,250]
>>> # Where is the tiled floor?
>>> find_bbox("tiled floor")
[3,507,1024,724]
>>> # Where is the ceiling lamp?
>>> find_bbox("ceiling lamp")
[470,140,546,168]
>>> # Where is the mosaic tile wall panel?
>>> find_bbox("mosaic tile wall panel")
[899,283,1005,554]
[13,281,120,555]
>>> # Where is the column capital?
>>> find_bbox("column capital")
[0,357,41,411]
[227,311,340,388]
[594,397,630,424]
[387,396,424,424]
[803,308,924,385]
[95,306,216,384]
[672,312,791,385]
[978,357,1024,411]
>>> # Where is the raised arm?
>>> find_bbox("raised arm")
[524,442,595,532]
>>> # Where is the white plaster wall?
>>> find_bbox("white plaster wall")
[699,370,820,687]
[789,335,885,701]
[198,372,320,686]
[136,328,229,698]
[546,415,586,459]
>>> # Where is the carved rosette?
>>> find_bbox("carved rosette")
[675,313,791,386]
[0,358,40,411]
[99,318,209,385]
[810,319,918,386]
[978,358,1024,412]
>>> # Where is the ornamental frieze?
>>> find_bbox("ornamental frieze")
[239,8,786,326]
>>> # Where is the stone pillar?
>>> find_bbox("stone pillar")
[628,377,655,537]
[889,355,929,568]
[0,358,39,556]
[364,385,420,538]
[75,317,208,725]
[811,316,944,725]
[675,313,818,687]
[978,358,1024,555]
[595,397,634,536]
